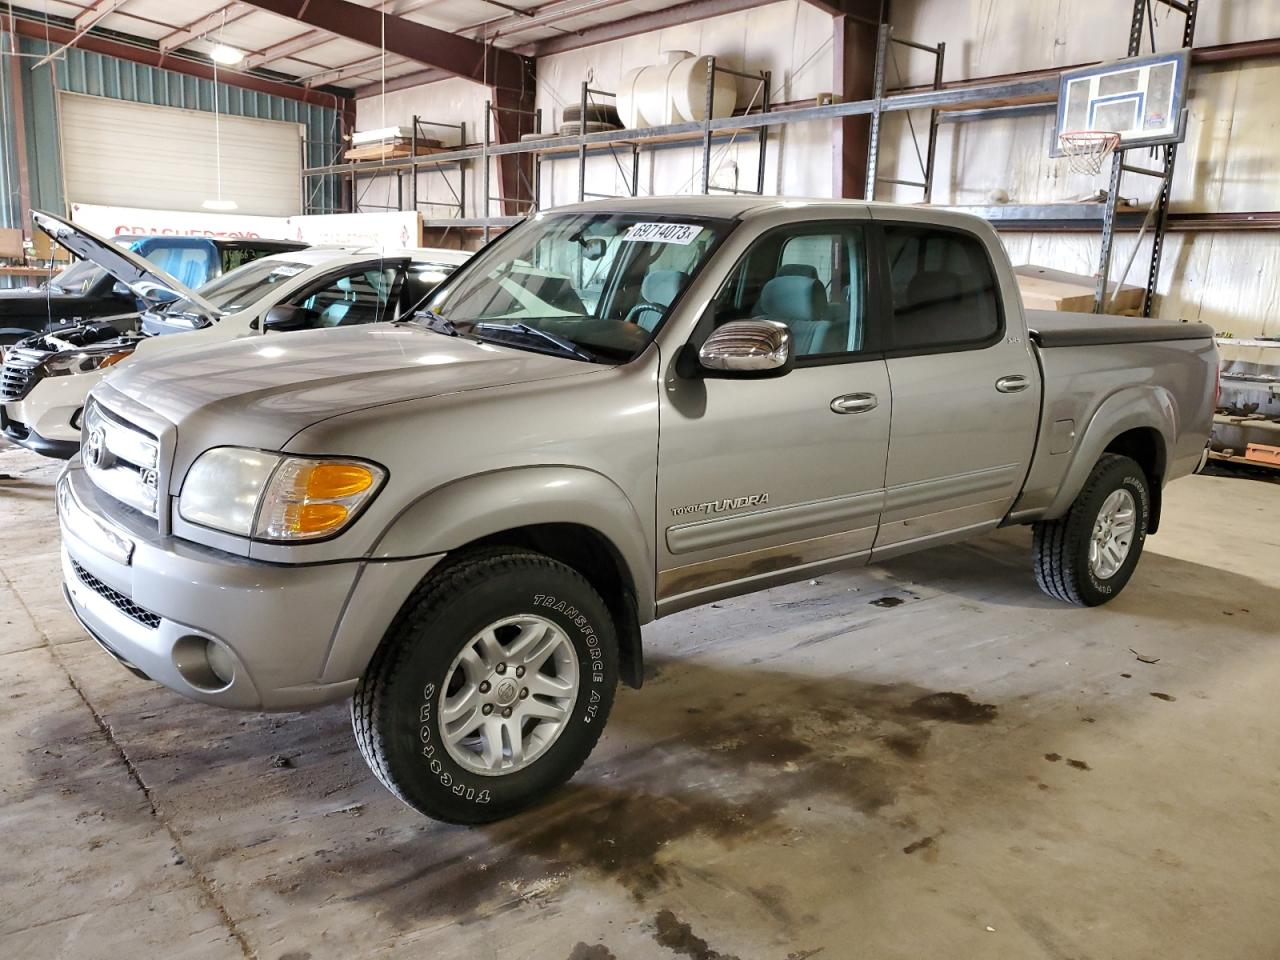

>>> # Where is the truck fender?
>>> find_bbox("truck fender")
[1041,385,1176,521]
[369,465,655,616]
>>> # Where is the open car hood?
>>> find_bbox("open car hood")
[31,209,220,323]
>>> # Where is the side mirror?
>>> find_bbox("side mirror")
[111,281,133,298]
[697,319,794,378]
[263,304,315,332]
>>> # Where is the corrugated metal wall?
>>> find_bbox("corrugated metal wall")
[0,32,22,230]
[12,37,342,217]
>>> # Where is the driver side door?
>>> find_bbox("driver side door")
[655,216,891,615]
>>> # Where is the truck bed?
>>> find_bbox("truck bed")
[1027,310,1215,348]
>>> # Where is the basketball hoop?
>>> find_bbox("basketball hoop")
[1058,131,1121,176]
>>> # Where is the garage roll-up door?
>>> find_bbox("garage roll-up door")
[59,92,302,216]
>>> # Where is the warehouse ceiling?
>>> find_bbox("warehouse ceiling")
[9,0,720,93]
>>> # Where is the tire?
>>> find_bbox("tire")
[352,548,618,823]
[1032,453,1151,606]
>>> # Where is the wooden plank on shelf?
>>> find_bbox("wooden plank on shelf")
[1015,263,1145,313]
[344,140,445,162]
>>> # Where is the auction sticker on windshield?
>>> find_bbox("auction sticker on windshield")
[622,222,703,245]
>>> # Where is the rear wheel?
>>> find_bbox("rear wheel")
[1032,453,1151,606]
[352,548,618,823]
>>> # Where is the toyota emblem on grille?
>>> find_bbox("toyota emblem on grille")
[85,427,107,468]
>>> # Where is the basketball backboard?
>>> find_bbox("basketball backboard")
[1051,49,1191,156]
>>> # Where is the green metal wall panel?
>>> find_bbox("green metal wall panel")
[15,37,342,215]
[0,32,18,230]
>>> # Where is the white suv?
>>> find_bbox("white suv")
[1,211,469,457]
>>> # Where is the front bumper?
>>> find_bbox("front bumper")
[58,463,441,710]
[1,405,79,458]
[2,370,97,455]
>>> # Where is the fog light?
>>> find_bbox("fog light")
[206,640,235,685]
[172,635,235,691]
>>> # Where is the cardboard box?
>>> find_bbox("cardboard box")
[1015,264,1145,314]
[0,228,23,260]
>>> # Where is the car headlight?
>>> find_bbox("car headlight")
[178,447,386,541]
[43,347,135,376]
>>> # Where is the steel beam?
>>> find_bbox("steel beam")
[237,0,528,89]
[525,0,780,57]
[74,0,129,33]
[831,0,882,199]
[9,16,353,111]
[158,3,251,53]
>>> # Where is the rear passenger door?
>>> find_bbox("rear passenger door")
[656,218,892,613]
[872,217,1040,558]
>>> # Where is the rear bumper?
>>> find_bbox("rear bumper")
[58,463,442,710]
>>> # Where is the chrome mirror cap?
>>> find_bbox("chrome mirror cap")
[698,319,794,377]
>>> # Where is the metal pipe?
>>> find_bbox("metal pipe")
[755,70,771,196]
[700,57,716,195]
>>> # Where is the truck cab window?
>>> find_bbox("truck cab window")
[712,225,867,359]
[882,225,1001,351]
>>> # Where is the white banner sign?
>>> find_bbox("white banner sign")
[69,202,290,240]
[287,211,421,250]
[69,204,424,252]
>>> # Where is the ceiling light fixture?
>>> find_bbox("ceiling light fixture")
[210,44,245,66]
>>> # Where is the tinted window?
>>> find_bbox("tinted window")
[294,266,401,327]
[883,225,1000,351]
[711,225,868,358]
[143,242,219,289]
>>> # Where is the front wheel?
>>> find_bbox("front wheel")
[352,548,618,823]
[1032,453,1151,606]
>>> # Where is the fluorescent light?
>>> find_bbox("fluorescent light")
[202,199,239,211]
[210,44,245,65]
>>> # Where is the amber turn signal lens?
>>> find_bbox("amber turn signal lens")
[305,463,375,499]
[99,352,132,369]
[293,502,350,534]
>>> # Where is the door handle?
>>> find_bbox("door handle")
[830,393,878,414]
[995,375,1030,394]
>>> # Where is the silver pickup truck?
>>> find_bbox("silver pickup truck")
[57,197,1216,823]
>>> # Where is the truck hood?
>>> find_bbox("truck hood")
[98,323,597,458]
[31,210,219,322]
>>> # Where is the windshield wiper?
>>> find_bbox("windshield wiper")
[473,321,597,362]
[412,309,460,337]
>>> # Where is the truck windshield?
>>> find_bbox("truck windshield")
[422,212,734,363]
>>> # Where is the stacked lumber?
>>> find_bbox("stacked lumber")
[1015,264,1144,315]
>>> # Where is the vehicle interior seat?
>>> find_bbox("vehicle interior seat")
[776,262,821,282]
[751,274,844,355]
[319,277,356,327]
[896,269,964,344]
[625,269,688,331]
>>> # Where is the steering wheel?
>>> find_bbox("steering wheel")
[623,300,661,327]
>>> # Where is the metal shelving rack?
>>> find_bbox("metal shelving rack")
[300,1,1207,315]
[1094,0,1199,316]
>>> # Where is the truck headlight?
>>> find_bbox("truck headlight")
[178,447,386,541]
[43,347,134,376]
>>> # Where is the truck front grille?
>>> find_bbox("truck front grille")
[71,559,161,629]
[82,400,162,520]
[0,347,49,401]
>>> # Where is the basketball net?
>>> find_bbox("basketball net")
[1058,131,1121,177]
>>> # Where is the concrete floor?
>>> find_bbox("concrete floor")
[2,442,1279,960]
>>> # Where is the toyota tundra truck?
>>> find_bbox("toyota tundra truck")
[56,197,1216,823]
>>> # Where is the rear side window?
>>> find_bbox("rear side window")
[882,225,1001,352]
